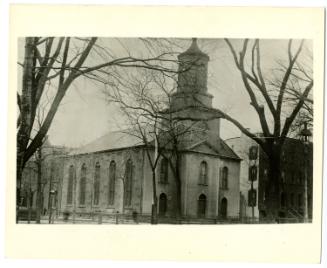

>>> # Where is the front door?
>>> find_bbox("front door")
[220,198,227,219]
[159,193,167,216]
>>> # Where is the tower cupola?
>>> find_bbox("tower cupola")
[171,38,213,110]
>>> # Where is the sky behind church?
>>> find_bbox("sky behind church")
[18,38,312,148]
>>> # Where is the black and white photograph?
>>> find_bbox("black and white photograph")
[4,4,325,264]
[16,36,314,225]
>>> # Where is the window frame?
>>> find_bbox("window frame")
[108,160,116,206]
[93,162,101,206]
[67,165,74,205]
[221,166,229,190]
[198,161,208,186]
[79,164,87,206]
[124,159,133,207]
[159,158,169,184]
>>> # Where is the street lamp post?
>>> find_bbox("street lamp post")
[48,189,57,224]
[116,176,125,224]
[300,122,312,223]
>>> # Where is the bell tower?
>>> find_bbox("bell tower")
[171,38,213,110]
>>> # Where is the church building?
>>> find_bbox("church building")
[59,39,241,221]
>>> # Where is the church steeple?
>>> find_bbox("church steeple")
[178,38,209,59]
[171,38,213,110]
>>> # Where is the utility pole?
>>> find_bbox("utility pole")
[251,180,255,221]
[115,176,125,224]
[300,122,311,223]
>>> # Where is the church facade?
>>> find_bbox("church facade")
[59,39,242,221]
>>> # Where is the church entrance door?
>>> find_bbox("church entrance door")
[220,197,228,219]
[159,193,167,216]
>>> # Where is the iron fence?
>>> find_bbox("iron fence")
[39,211,311,224]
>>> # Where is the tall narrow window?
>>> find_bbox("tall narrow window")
[124,159,133,206]
[93,162,100,205]
[199,161,208,185]
[79,164,87,205]
[221,167,228,189]
[197,194,206,218]
[108,161,116,205]
[67,165,74,204]
[159,158,169,184]
[249,146,258,160]
[248,165,257,181]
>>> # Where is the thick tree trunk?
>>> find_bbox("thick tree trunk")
[17,37,36,221]
[265,148,282,222]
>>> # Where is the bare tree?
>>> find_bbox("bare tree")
[212,39,313,220]
[17,37,181,215]
[105,69,205,221]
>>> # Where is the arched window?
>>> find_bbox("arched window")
[199,161,208,185]
[108,161,116,205]
[124,159,133,206]
[220,197,228,219]
[93,162,100,205]
[159,193,167,216]
[249,146,258,160]
[197,194,206,217]
[159,158,168,184]
[79,164,87,205]
[221,167,228,189]
[67,165,74,204]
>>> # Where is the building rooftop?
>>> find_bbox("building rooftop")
[69,128,240,160]
[69,130,144,155]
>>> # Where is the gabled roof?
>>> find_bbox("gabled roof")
[185,137,241,160]
[69,128,241,161]
[69,130,144,155]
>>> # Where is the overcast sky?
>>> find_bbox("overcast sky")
[18,38,312,148]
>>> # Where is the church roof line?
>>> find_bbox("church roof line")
[69,129,145,156]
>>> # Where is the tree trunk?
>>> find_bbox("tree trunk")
[265,148,282,222]
[35,148,42,223]
[151,170,158,224]
[17,37,36,221]
[174,153,182,221]
[16,157,23,223]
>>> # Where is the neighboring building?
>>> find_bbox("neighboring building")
[59,39,242,221]
[226,133,313,221]
[20,140,69,215]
